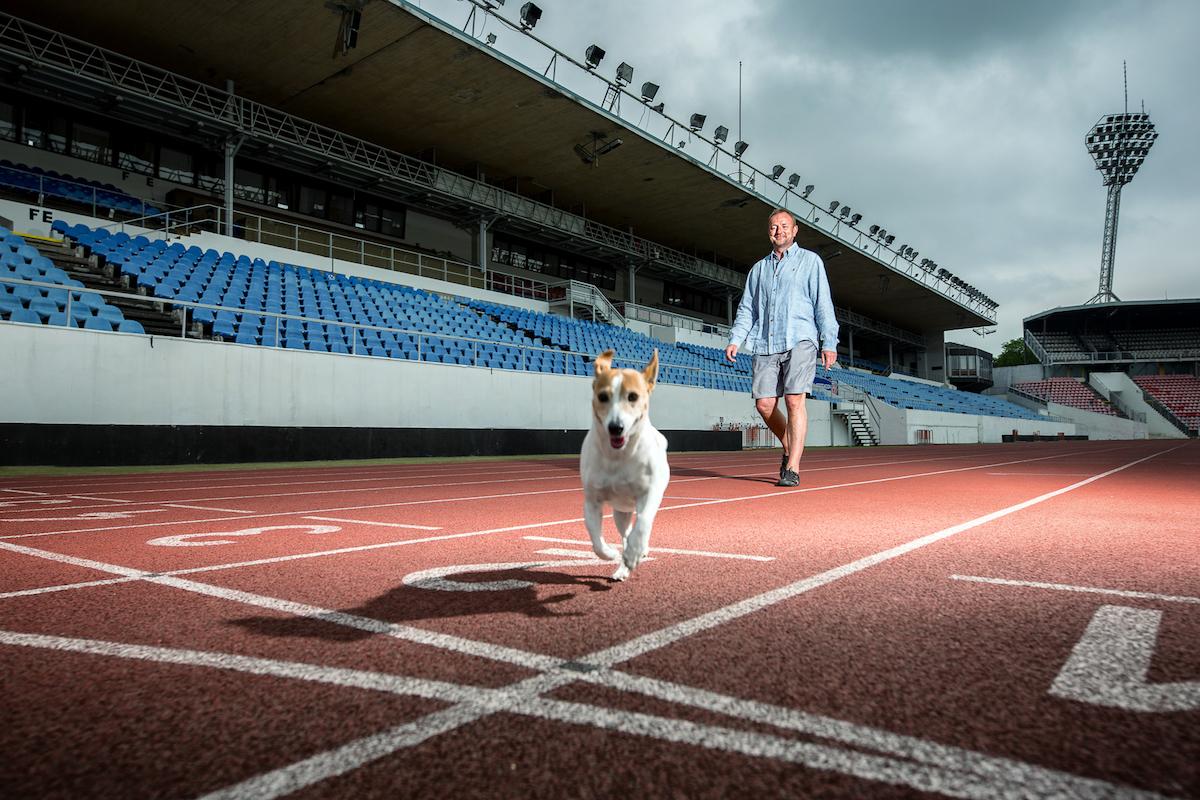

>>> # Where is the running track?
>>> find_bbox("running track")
[1,440,1197,798]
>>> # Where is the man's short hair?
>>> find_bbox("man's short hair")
[768,208,797,226]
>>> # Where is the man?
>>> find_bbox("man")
[726,209,838,487]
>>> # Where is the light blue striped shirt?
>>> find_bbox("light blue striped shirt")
[728,242,839,355]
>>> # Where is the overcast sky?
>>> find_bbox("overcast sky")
[414,0,1199,351]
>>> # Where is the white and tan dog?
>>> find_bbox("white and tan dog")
[581,349,670,581]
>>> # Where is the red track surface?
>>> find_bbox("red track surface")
[2,441,1197,798]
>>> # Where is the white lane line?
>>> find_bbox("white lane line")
[950,575,1200,605]
[304,516,442,531]
[524,536,774,562]
[0,445,1128,541]
[983,472,1094,477]
[1,631,1159,800]
[0,450,1014,515]
[586,446,1182,668]
[0,488,49,495]
[66,494,132,504]
[163,503,258,514]
[0,577,141,599]
[1,447,1178,799]
[534,548,607,558]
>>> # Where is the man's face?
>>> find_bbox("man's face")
[768,214,797,251]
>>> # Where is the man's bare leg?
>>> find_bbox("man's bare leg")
[783,393,808,472]
[755,396,790,454]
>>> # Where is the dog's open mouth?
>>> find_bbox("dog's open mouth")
[609,435,626,449]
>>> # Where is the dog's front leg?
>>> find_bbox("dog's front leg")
[614,485,665,580]
[584,496,618,562]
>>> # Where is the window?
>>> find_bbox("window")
[117,133,155,175]
[234,166,266,203]
[71,123,112,164]
[158,145,194,184]
[327,191,354,226]
[24,108,68,153]
[0,101,16,142]
[298,183,326,216]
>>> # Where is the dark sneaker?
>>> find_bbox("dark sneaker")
[779,451,789,480]
[776,468,799,487]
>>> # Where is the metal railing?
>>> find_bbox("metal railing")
[548,279,625,327]
[1136,387,1196,437]
[0,274,755,389]
[618,302,732,338]
[1025,329,1200,364]
[0,164,161,218]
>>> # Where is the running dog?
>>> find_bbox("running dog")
[580,349,670,581]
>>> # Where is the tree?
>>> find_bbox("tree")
[993,337,1039,367]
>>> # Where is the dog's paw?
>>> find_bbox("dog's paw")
[593,543,619,561]
[611,563,631,581]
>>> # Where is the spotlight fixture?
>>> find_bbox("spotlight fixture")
[650,102,664,113]
[869,224,880,236]
[848,213,862,226]
[614,62,633,85]
[584,44,605,70]
[828,200,840,213]
[770,165,785,180]
[787,173,801,188]
[910,250,919,261]
[733,141,749,158]
[878,229,888,240]
[801,184,813,198]
[640,81,659,102]
[519,2,542,29]
[688,113,706,132]
[839,205,850,218]
[485,33,497,45]
[713,126,729,145]
[883,235,895,246]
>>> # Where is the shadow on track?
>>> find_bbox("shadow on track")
[228,567,614,642]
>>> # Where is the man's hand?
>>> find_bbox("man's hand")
[725,343,739,362]
[821,350,837,370]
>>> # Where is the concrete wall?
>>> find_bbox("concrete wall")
[991,363,1048,390]
[1089,371,1187,439]
[1042,401,1147,440]
[0,323,772,432]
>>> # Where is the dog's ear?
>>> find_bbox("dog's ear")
[643,349,659,392]
[594,349,615,376]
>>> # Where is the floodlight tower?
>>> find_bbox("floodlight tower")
[1084,74,1158,303]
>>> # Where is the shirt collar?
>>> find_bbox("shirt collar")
[769,242,799,262]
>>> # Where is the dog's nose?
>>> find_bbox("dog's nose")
[607,422,624,436]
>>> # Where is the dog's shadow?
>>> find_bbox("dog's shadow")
[229,567,614,643]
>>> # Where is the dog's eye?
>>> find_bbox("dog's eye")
[598,392,610,403]
[626,392,639,403]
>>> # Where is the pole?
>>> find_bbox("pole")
[737,60,743,184]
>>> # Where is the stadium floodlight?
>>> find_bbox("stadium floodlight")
[689,113,706,132]
[713,125,729,145]
[920,258,931,269]
[770,165,785,180]
[910,250,919,261]
[828,200,840,213]
[869,224,880,236]
[839,205,850,218]
[848,213,862,226]
[584,45,605,70]
[640,81,659,102]
[884,234,895,246]
[878,228,887,240]
[801,184,813,198]
[519,2,542,29]
[485,33,497,45]
[615,62,634,85]
[651,102,664,113]
[733,141,749,158]
[1084,105,1159,304]
[787,173,801,188]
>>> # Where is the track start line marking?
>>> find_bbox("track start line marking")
[951,574,1200,712]
[523,535,774,562]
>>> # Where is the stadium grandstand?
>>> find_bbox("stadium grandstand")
[0,0,1145,465]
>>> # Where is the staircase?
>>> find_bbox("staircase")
[549,279,625,327]
[834,400,878,446]
[39,237,189,337]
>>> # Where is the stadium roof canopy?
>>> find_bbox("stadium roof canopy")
[0,0,994,335]
[1025,298,1200,329]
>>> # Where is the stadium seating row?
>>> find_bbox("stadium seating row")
[1133,374,1200,432]
[15,221,1049,421]
[1012,378,1119,416]
[0,161,161,217]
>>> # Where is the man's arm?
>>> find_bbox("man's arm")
[812,257,839,369]
[725,267,758,362]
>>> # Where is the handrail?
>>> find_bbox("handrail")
[618,302,732,338]
[90,204,553,304]
[0,274,748,387]
[548,279,625,327]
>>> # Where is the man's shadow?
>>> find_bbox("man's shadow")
[229,566,614,643]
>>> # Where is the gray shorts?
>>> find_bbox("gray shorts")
[752,341,818,399]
